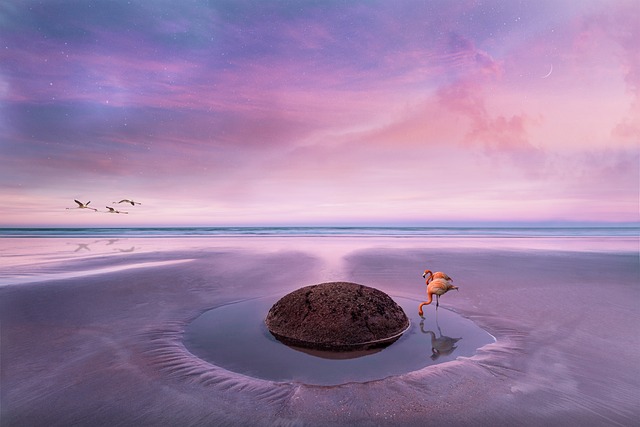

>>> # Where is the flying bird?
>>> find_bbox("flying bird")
[66,200,97,212]
[106,206,128,214]
[113,199,141,206]
[419,269,458,317]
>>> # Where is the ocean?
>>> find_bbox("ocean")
[1,225,639,425]
[1,225,638,237]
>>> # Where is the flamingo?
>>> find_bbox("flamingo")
[113,199,141,206]
[422,269,453,284]
[418,269,458,317]
[66,200,97,212]
[106,206,128,214]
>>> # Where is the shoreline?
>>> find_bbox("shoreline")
[1,238,638,425]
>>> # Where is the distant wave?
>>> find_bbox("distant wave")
[0,226,638,238]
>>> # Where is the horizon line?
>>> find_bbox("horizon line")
[1,223,639,230]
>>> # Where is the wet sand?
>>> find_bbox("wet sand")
[1,237,639,426]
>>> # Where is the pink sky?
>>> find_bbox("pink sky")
[0,0,638,226]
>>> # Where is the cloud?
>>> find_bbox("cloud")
[0,0,638,226]
[609,4,640,141]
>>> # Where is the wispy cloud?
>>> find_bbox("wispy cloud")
[0,0,637,225]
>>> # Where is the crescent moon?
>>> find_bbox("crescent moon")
[541,64,553,79]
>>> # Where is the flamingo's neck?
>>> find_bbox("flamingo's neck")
[418,293,434,316]
[422,292,433,306]
[423,270,433,283]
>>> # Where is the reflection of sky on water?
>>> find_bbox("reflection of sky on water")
[184,296,493,386]
[0,234,636,286]
[1,233,637,425]
[1,259,193,286]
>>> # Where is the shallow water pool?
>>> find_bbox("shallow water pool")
[184,295,495,385]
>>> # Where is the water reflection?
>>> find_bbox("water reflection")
[278,342,386,360]
[114,246,137,253]
[419,317,462,360]
[183,296,491,385]
[91,238,139,253]
[65,239,138,254]
[69,242,93,252]
[94,238,120,245]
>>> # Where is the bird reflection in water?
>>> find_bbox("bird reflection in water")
[94,239,120,245]
[69,242,92,252]
[419,317,462,360]
[65,239,136,254]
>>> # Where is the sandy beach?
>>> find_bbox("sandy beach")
[1,234,638,426]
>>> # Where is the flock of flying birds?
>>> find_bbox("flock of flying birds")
[66,199,142,214]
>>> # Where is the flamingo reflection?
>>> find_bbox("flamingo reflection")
[70,242,92,252]
[419,318,462,360]
[94,239,120,245]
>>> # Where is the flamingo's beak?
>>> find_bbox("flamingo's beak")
[422,272,426,278]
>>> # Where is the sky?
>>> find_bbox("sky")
[0,0,638,227]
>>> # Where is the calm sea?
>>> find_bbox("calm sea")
[1,226,638,238]
[0,226,637,286]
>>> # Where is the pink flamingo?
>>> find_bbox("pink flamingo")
[66,200,97,212]
[419,269,458,317]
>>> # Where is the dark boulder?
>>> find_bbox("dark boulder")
[265,282,409,352]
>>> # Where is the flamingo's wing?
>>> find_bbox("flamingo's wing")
[428,279,448,293]
[74,199,83,207]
